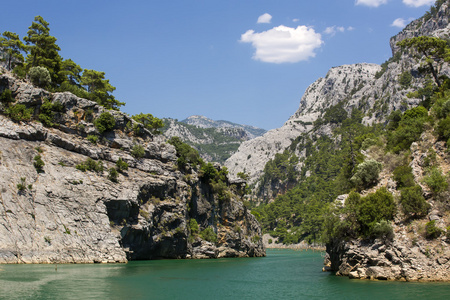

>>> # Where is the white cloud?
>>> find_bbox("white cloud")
[293,18,300,23]
[403,0,434,7]
[391,17,414,28]
[347,26,355,31]
[240,25,323,63]
[257,13,272,24]
[324,26,346,36]
[355,0,388,7]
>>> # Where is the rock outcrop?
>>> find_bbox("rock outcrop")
[0,71,265,263]
[325,235,450,281]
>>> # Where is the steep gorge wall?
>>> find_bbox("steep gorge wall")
[225,2,450,185]
[0,71,265,263]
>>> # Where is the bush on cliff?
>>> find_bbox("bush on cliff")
[94,112,116,133]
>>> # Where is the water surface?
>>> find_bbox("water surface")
[0,249,449,299]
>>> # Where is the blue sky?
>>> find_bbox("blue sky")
[0,0,436,129]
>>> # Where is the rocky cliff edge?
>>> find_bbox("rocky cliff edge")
[0,70,265,263]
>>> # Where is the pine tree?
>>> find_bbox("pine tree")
[0,31,28,71]
[23,16,62,84]
[80,69,124,109]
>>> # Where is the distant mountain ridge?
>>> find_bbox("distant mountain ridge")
[181,115,267,139]
[161,116,266,164]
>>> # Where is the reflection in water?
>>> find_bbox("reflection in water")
[1,250,449,300]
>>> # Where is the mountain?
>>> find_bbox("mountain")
[0,71,265,263]
[161,116,266,164]
[181,115,267,139]
[227,0,450,281]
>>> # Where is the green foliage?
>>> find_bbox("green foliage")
[387,107,429,153]
[350,159,382,189]
[189,219,199,235]
[115,158,128,173]
[398,71,413,88]
[94,112,116,133]
[200,227,217,243]
[0,89,13,104]
[0,31,27,71]
[344,188,396,237]
[437,116,450,141]
[167,136,203,169]
[80,69,124,109]
[397,36,450,87]
[400,185,430,219]
[315,102,348,126]
[423,167,448,196]
[29,66,51,87]
[76,158,104,173]
[108,167,119,183]
[425,220,442,239]
[260,150,298,188]
[24,16,62,85]
[237,171,249,180]
[371,220,394,241]
[393,164,415,189]
[131,144,145,159]
[200,162,218,182]
[38,98,64,127]
[86,134,98,144]
[4,103,33,121]
[131,113,164,134]
[33,155,45,173]
[17,177,27,191]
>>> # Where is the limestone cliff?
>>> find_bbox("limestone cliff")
[226,1,450,187]
[0,71,265,263]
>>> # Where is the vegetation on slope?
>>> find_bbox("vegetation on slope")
[251,34,450,246]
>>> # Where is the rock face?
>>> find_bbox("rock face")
[325,235,450,281]
[225,2,450,185]
[0,71,265,263]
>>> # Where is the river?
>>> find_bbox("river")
[0,249,449,299]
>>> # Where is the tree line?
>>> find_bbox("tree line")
[0,15,123,110]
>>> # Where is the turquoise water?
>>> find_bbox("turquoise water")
[0,249,449,299]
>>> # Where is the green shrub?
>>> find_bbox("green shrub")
[350,159,382,189]
[29,66,51,87]
[371,220,394,241]
[400,185,429,219]
[17,177,26,191]
[437,116,450,141]
[76,158,104,173]
[346,188,396,236]
[5,104,33,121]
[167,136,203,169]
[200,162,218,182]
[0,89,13,104]
[86,135,98,144]
[393,164,415,188]
[115,158,128,173]
[33,155,45,173]
[38,99,64,127]
[131,113,164,134]
[425,220,442,239]
[423,167,448,196]
[189,219,199,235]
[131,144,145,159]
[200,227,217,243]
[398,71,412,88]
[94,112,116,133]
[108,167,119,182]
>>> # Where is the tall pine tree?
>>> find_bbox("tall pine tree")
[0,31,28,71]
[23,16,62,84]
